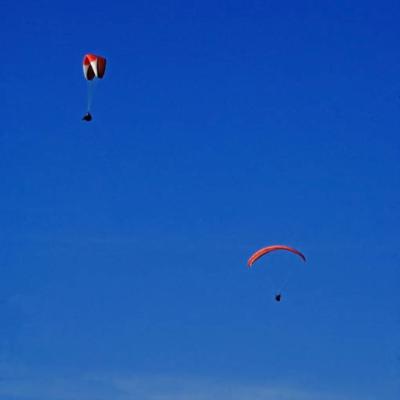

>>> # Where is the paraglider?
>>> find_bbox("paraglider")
[247,245,306,302]
[82,53,106,121]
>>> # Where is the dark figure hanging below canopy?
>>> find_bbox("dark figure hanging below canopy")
[275,293,282,302]
[82,112,92,122]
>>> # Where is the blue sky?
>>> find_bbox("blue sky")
[1,0,399,399]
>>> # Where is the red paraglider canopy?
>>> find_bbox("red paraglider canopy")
[83,54,106,81]
[247,245,306,268]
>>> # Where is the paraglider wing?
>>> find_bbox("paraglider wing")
[83,54,107,80]
[247,245,306,268]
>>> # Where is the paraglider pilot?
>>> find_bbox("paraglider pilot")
[82,112,92,121]
[275,293,282,302]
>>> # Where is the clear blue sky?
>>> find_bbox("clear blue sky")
[0,1,399,399]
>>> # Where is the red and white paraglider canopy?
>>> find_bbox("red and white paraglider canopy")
[83,54,106,81]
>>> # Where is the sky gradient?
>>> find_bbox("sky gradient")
[1,1,399,399]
